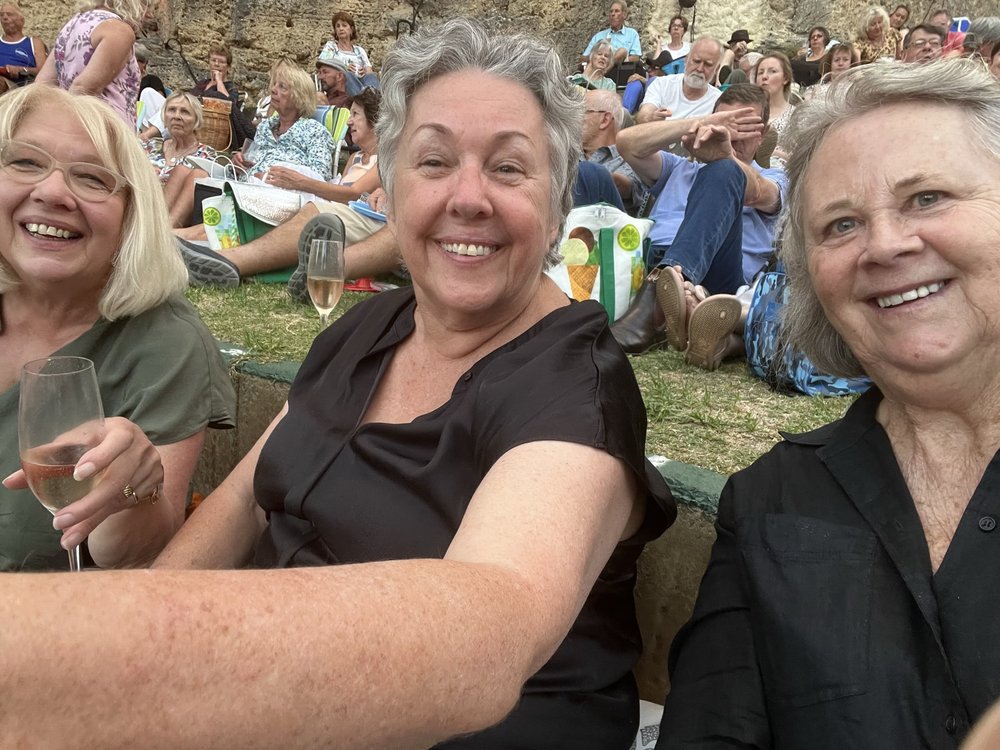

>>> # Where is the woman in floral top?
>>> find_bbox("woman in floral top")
[142,92,216,227]
[35,0,143,126]
[853,6,902,64]
[232,59,333,182]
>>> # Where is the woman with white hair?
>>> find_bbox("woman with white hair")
[0,85,235,570]
[0,18,672,750]
[142,91,217,227]
[656,59,1000,748]
[35,0,145,125]
[569,38,617,90]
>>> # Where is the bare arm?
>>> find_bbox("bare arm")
[635,103,672,124]
[67,18,135,97]
[1,441,639,748]
[685,120,780,213]
[28,37,46,76]
[153,405,284,570]
[85,431,203,567]
[32,50,55,85]
[266,163,381,203]
[616,109,759,185]
[617,118,691,184]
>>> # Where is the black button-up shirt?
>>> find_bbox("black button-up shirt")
[657,387,1000,749]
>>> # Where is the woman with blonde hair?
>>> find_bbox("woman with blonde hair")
[853,5,902,63]
[35,0,147,125]
[0,84,235,570]
[231,58,333,181]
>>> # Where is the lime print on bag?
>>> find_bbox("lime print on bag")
[547,203,652,320]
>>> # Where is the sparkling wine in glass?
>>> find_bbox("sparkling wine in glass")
[18,356,106,572]
[307,238,346,330]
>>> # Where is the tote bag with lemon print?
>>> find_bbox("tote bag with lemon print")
[547,203,653,321]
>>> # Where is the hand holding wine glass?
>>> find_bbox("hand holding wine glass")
[18,356,106,572]
[307,238,346,330]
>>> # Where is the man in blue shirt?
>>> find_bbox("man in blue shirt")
[583,88,646,215]
[581,0,642,69]
[610,84,787,353]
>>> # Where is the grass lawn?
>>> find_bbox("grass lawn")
[188,282,855,477]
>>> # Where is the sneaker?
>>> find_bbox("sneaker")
[288,213,346,303]
[176,238,240,288]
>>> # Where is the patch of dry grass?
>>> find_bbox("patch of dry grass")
[188,283,855,476]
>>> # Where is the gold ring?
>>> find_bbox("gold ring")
[122,484,135,499]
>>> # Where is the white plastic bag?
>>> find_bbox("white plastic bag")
[202,195,241,250]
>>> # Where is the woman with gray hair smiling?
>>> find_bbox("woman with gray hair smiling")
[0,17,673,749]
[655,59,1000,748]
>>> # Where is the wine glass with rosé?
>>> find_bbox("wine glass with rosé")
[307,238,346,330]
[18,356,106,572]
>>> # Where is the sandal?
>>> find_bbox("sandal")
[654,266,688,352]
[685,295,743,371]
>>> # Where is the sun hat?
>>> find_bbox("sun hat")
[727,29,752,45]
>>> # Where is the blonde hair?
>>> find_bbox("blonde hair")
[163,90,204,130]
[75,0,149,27]
[0,85,187,320]
[858,6,891,40]
[269,58,318,120]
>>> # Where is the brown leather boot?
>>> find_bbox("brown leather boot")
[610,271,667,354]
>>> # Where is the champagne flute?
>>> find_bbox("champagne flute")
[307,238,345,330]
[18,356,106,572]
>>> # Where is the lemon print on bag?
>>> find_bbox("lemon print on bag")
[617,224,641,252]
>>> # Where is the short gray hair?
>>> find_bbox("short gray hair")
[779,59,1000,377]
[0,85,187,319]
[968,17,1000,49]
[376,18,582,268]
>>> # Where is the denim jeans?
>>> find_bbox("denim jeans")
[647,159,748,295]
[344,71,381,97]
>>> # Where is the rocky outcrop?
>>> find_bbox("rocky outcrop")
[21,0,997,103]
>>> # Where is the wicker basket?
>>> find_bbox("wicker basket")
[198,97,233,152]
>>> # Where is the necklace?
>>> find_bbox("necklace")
[165,140,198,166]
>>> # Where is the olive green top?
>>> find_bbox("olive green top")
[0,295,236,571]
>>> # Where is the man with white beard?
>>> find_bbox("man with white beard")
[636,37,723,124]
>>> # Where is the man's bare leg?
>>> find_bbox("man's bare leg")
[176,204,319,281]
[344,227,402,279]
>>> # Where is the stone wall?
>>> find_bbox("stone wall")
[21,0,997,103]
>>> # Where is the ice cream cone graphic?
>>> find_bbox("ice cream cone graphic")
[567,264,599,301]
